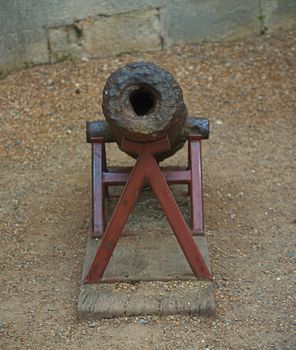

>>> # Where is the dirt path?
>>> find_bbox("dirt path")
[0,31,295,349]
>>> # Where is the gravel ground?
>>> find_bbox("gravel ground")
[0,30,295,349]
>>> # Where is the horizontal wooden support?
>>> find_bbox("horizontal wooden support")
[86,117,209,143]
[103,168,191,185]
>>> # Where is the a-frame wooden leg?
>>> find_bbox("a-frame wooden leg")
[148,156,211,280]
[188,135,204,235]
[85,154,146,283]
[92,139,105,238]
[85,137,211,283]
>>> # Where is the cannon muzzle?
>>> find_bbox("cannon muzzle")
[87,62,209,161]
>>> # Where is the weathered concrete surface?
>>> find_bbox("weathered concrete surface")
[0,28,49,76]
[261,0,296,33]
[48,9,161,63]
[1,0,296,75]
[161,0,261,46]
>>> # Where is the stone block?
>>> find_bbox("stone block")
[0,0,18,35]
[48,9,161,62]
[261,0,296,32]
[16,28,49,65]
[161,0,261,46]
[46,0,163,26]
[16,0,50,30]
[1,0,295,76]
[0,33,18,67]
[0,29,48,75]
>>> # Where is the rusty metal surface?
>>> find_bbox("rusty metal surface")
[102,62,188,159]
[182,117,209,139]
[86,117,209,143]
[86,120,114,143]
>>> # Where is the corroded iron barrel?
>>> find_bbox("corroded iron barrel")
[102,62,187,159]
[86,61,209,161]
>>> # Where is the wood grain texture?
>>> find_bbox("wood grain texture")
[78,234,215,319]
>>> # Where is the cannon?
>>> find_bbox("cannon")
[84,62,212,283]
[86,61,209,161]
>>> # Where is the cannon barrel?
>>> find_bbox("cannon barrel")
[86,117,209,143]
[87,62,209,160]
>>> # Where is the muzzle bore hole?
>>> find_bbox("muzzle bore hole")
[129,88,156,116]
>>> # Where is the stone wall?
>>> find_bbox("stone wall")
[0,0,295,75]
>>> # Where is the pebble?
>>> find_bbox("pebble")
[287,251,296,259]
[138,319,148,325]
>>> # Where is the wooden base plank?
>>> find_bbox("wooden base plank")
[78,280,215,320]
[78,186,215,319]
[78,233,215,319]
